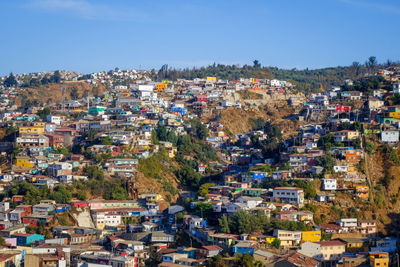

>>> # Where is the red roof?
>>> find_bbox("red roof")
[274,187,302,191]
[201,245,223,251]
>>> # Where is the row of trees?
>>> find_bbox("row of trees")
[4,181,72,205]
[218,210,313,235]
[150,56,396,92]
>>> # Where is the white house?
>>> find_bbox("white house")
[270,79,281,87]
[336,218,357,232]
[273,187,304,206]
[273,229,302,247]
[225,202,247,213]
[393,82,400,94]
[381,130,399,144]
[46,115,62,125]
[236,196,263,209]
[333,165,348,173]
[188,217,205,231]
[321,179,337,191]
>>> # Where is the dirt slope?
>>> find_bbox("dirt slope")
[16,81,107,106]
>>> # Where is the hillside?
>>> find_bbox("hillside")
[16,81,107,106]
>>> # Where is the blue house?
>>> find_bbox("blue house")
[177,247,197,259]
[12,233,44,246]
[252,171,267,184]
[232,241,257,256]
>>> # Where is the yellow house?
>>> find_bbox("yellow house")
[301,231,321,242]
[369,252,389,267]
[389,112,400,119]
[167,147,177,158]
[319,240,346,262]
[265,236,276,244]
[145,194,163,203]
[342,238,369,252]
[348,166,356,172]
[206,77,217,82]
[19,126,45,135]
[15,156,35,168]
[156,84,168,91]
[33,122,46,127]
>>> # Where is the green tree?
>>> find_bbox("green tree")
[218,215,230,234]
[198,183,216,196]
[392,93,400,105]
[101,136,113,145]
[4,73,17,87]
[50,70,62,83]
[37,108,51,121]
[176,164,201,189]
[103,182,127,200]
[317,155,336,173]
[70,87,79,100]
[151,129,159,145]
[272,238,281,248]
[52,185,72,203]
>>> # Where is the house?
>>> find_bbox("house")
[162,253,188,263]
[299,240,345,263]
[273,230,302,247]
[358,220,376,234]
[336,218,358,232]
[340,91,362,100]
[15,156,35,168]
[369,252,389,267]
[46,134,65,148]
[339,237,370,252]
[46,115,62,125]
[236,196,263,209]
[275,210,313,224]
[301,231,322,243]
[16,134,49,148]
[381,130,399,144]
[188,217,205,232]
[334,130,360,142]
[273,187,304,207]
[367,97,384,111]
[11,233,44,246]
[91,210,122,229]
[232,241,258,256]
[32,203,54,215]
[225,202,247,213]
[321,179,337,191]
[316,193,336,203]
[22,213,54,226]
[370,237,398,253]
[270,252,320,267]
[345,150,363,163]
[333,165,348,173]
[197,163,206,173]
[355,185,369,198]
[196,245,223,258]
[393,82,400,94]
[47,162,72,177]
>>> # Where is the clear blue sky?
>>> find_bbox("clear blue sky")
[1,0,400,75]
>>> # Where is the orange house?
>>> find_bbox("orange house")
[345,150,363,163]
[355,186,369,198]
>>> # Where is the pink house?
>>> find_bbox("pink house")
[358,220,376,234]
[71,201,90,208]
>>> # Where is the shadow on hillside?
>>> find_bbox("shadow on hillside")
[385,213,400,237]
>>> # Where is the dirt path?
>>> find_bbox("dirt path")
[72,208,95,228]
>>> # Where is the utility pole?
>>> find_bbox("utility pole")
[61,83,65,113]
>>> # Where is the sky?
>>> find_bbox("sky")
[1,0,400,75]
